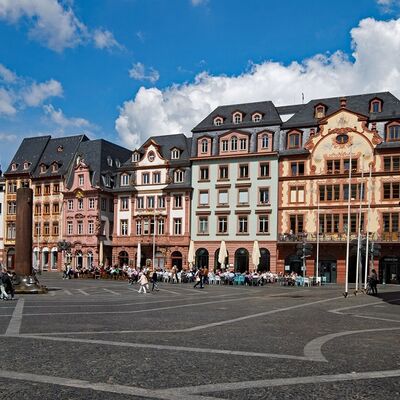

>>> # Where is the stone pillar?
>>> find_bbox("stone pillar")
[15,187,33,276]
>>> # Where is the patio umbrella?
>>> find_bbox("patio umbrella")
[99,240,104,266]
[218,240,228,270]
[252,240,261,272]
[188,240,195,269]
[136,242,141,269]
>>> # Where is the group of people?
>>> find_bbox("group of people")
[0,267,15,301]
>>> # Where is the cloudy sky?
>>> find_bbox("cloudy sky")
[1,0,400,167]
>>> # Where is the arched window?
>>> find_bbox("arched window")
[233,113,242,124]
[314,105,325,118]
[252,113,262,122]
[214,117,223,126]
[118,251,129,267]
[171,251,183,271]
[87,251,93,268]
[174,169,184,183]
[370,99,382,113]
[262,134,269,149]
[201,139,208,153]
[195,248,209,269]
[234,248,249,273]
[288,132,301,149]
[258,248,270,272]
[120,174,129,186]
[387,124,400,142]
[231,136,238,151]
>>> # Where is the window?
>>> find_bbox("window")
[8,181,17,193]
[383,213,399,232]
[7,222,16,239]
[258,215,269,233]
[136,220,142,235]
[40,164,46,173]
[261,134,269,149]
[319,214,340,233]
[288,132,301,149]
[35,223,41,237]
[67,221,73,235]
[132,152,140,162]
[142,173,150,185]
[239,138,247,150]
[370,100,382,113]
[387,124,400,141]
[120,219,128,236]
[107,156,113,167]
[290,215,304,234]
[174,195,182,208]
[201,139,208,154]
[343,213,364,233]
[199,167,209,181]
[238,189,249,205]
[78,174,84,186]
[214,117,223,126]
[43,203,50,215]
[383,182,400,200]
[259,188,270,204]
[53,183,60,194]
[7,201,16,214]
[44,185,51,195]
[343,158,357,172]
[52,222,59,236]
[173,218,182,235]
[238,216,248,233]
[199,191,209,206]
[23,162,30,170]
[147,196,155,209]
[239,164,249,178]
[259,162,270,178]
[121,174,129,186]
[171,149,180,159]
[158,196,165,208]
[174,170,184,183]
[77,221,84,235]
[291,162,304,176]
[120,197,129,210]
[153,172,161,184]
[290,186,305,203]
[198,217,208,234]
[34,204,41,215]
[35,185,42,196]
[319,185,340,201]
[101,198,107,211]
[221,140,229,151]
[88,198,95,209]
[253,113,262,122]
[218,190,228,205]
[218,216,228,233]
[219,165,229,180]
[384,156,400,172]
[137,197,144,209]
[77,198,84,210]
[158,219,165,235]
[67,199,74,210]
[231,136,238,151]
[88,221,94,235]
[315,105,325,118]
[44,223,50,236]
[233,113,242,124]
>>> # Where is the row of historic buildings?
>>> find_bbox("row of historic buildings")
[1,91,400,284]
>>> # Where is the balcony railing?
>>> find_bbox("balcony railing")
[278,232,400,243]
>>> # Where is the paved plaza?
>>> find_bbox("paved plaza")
[0,275,400,399]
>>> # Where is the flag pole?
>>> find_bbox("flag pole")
[355,156,365,293]
[344,145,352,297]
[364,163,372,290]
[315,182,320,284]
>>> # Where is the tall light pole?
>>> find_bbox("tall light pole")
[355,156,365,293]
[344,145,352,297]
[152,205,156,271]
[364,163,372,290]
[315,182,320,283]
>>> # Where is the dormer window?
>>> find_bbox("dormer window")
[214,117,223,126]
[132,152,140,162]
[23,162,30,170]
[201,139,208,154]
[171,148,180,159]
[40,164,47,174]
[370,99,382,113]
[11,163,18,171]
[262,135,269,149]
[287,131,302,149]
[231,136,238,151]
[115,159,121,168]
[107,156,113,167]
[387,123,400,142]
[174,169,184,183]
[314,104,326,119]
[252,113,262,123]
[52,163,59,173]
[233,112,242,124]
[121,174,129,186]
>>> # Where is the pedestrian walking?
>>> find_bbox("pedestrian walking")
[138,271,149,294]
[193,267,204,289]
[151,270,159,292]
[368,268,378,295]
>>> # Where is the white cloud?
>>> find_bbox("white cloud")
[0,88,16,115]
[43,104,92,128]
[115,17,400,149]
[22,79,63,107]
[191,0,208,6]
[0,64,17,83]
[93,28,121,50]
[129,62,160,83]
[0,132,17,141]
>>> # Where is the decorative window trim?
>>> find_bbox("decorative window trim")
[314,104,326,119]
[386,121,400,142]
[252,112,263,122]
[213,116,224,126]
[370,98,382,113]
[171,148,180,160]
[287,130,302,149]
[232,111,243,124]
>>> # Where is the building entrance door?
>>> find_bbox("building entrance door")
[380,257,400,284]
[319,260,337,283]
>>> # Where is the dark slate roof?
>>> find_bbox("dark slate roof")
[5,136,51,175]
[276,104,304,115]
[31,135,88,178]
[70,139,131,188]
[283,92,400,129]
[192,101,282,132]
[279,149,310,157]
[376,141,400,150]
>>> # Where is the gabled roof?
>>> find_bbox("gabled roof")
[283,92,400,129]
[192,101,282,132]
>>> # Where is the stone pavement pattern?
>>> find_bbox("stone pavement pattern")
[0,274,399,399]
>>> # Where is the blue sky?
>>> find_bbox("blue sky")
[0,0,400,168]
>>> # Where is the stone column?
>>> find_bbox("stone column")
[15,187,33,276]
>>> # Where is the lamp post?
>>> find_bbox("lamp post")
[355,157,365,293]
[364,163,372,290]
[344,145,353,298]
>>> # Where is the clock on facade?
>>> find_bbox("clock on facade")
[148,151,155,162]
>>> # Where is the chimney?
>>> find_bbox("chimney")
[340,97,347,108]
